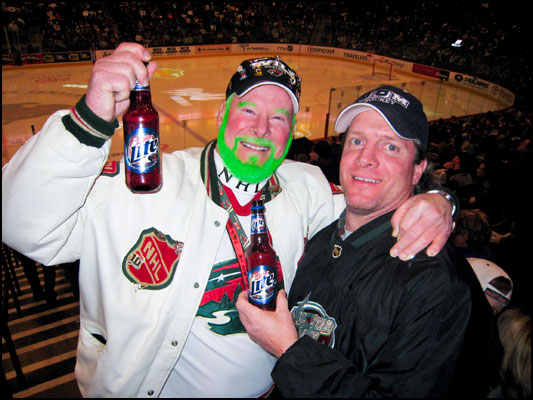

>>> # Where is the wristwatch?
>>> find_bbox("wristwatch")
[427,189,458,217]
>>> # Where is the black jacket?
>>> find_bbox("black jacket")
[273,211,500,397]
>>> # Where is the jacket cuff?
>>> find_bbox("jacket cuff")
[62,94,119,148]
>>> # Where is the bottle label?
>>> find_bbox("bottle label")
[250,214,266,234]
[248,264,276,306]
[125,128,159,173]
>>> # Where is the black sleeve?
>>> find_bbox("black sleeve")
[273,335,378,396]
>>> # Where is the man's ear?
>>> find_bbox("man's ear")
[216,100,226,129]
[412,159,428,185]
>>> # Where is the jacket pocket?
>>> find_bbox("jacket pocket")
[75,322,107,395]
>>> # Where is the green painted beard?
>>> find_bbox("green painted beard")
[217,94,295,184]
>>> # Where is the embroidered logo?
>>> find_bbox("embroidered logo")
[360,88,410,108]
[291,293,337,348]
[197,261,246,335]
[123,228,183,290]
[332,244,342,258]
[197,258,285,336]
[100,160,120,177]
[329,182,343,194]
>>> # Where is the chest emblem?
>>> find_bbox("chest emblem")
[122,228,183,290]
[291,293,337,348]
[332,244,342,258]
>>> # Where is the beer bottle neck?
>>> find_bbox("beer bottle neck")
[250,210,269,243]
[131,89,152,101]
[250,230,269,242]
[130,82,153,108]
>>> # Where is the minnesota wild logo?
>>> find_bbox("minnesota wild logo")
[197,259,284,336]
[196,261,246,335]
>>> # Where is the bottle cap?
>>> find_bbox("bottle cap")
[133,80,150,90]
[133,61,151,89]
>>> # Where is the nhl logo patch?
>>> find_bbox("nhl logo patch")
[122,228,183,290]
[329,182,343,195]
[100,160,120,177]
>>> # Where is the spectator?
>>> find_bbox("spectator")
[467,257,513,315]
[451,209,494,261]
[492,307,531,398]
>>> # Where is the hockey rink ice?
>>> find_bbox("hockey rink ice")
[2,54,509,166]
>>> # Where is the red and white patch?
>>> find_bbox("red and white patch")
[329,182,343,194]
[100,160,120,177]
[122,228,183,290]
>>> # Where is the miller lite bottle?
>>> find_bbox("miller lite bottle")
[246,200,278,311]
[123,63,162,193]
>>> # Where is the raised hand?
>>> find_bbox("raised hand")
[85,42,157,122]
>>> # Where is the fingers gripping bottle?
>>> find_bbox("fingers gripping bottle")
[246,200,278,311]
[123,63,162,193]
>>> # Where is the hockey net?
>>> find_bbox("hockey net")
[371,59,393,80]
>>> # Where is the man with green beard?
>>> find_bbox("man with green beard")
[2,43,455,397]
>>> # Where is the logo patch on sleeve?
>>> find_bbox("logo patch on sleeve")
[329,182,343,194]
[291,293,337,348]
[100,160,120,177]
[122,228,183,290]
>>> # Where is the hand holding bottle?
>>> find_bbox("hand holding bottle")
[236,289,298,358]
[85,42,157,122]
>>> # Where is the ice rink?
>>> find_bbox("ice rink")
[2,54,509,166]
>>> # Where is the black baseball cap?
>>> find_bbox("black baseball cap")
[334,85,429,151]
[226,56,302,113]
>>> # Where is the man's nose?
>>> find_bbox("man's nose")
[356,144,379,167]
[251,116,270,137]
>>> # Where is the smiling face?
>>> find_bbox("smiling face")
[216,85,295,183]
[340,110,427,230]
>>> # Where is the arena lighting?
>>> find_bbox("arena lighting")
[451,39,463,48]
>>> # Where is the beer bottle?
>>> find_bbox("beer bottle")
[246,200,278,311]
[123,63,162,193]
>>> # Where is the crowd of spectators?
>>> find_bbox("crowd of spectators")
[326,2,529,107]
[2,2,320,54]
[2,1,530,109]
[428,108,531,310]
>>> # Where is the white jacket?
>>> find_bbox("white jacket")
[2,110,345,397]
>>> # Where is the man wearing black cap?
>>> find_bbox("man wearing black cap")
[237,85,501,397]
[3,43,456,397]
